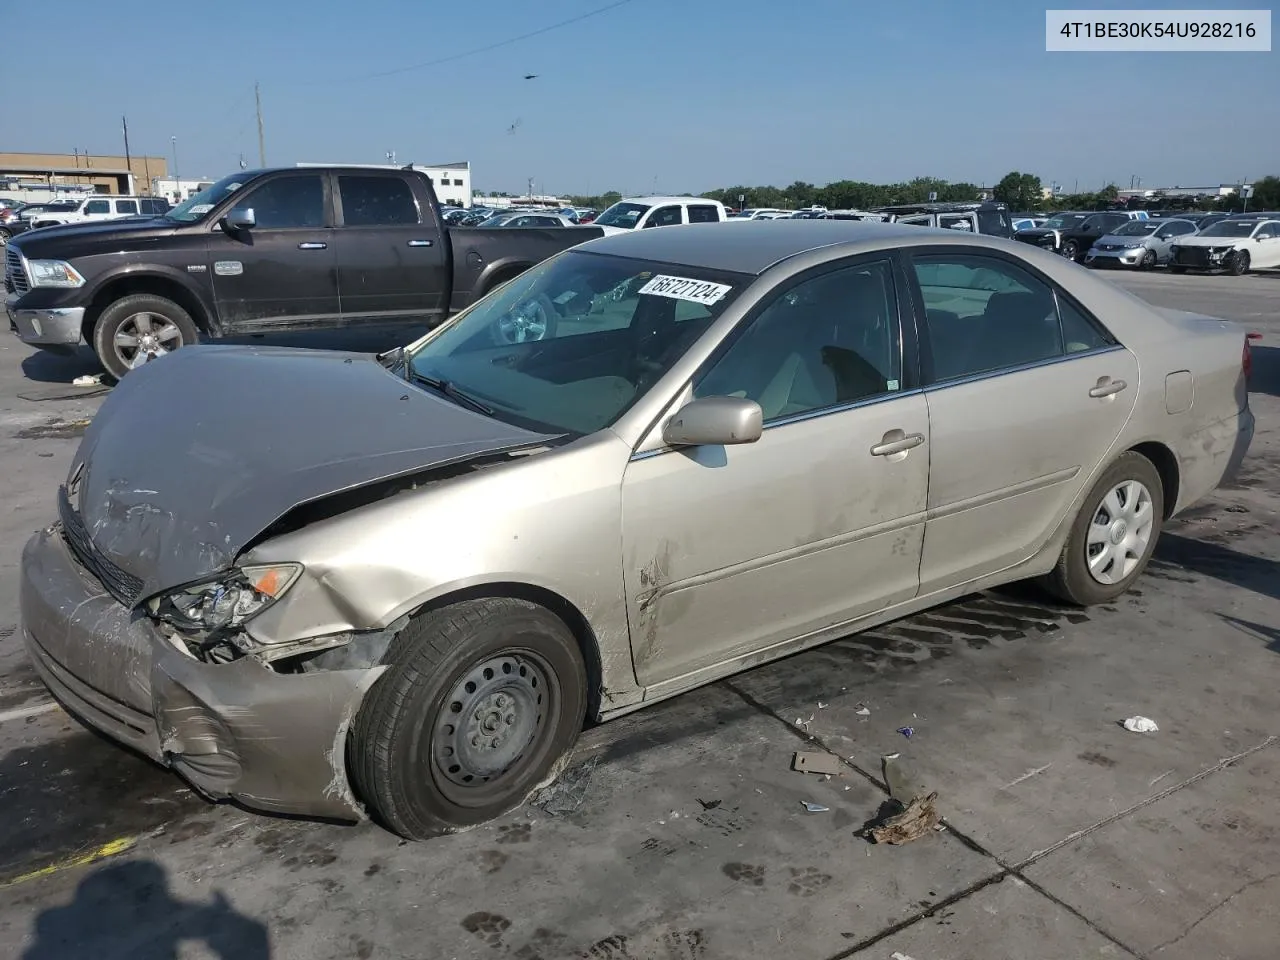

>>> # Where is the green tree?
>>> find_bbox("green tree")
[1248,175,1280,210]
[993,171,1044,211]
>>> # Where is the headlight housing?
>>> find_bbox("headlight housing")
[28,259,86,288]
[150,563,303,631]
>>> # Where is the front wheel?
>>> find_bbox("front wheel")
[1061,240,1080,261]
[1230,250,1251,276]
[491,293,559,345]
[1042,452,1164,606]
[349,598,588,840]
[1139,249,1157,270]
[92,294,199,381]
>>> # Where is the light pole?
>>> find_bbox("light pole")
[170,136,180,199]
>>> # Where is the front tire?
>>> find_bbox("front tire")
[1042,452,1164,606]
[1062,239,1080,261]
[1139,249,1157,270]
[1230,250,1250,276]
[92,294,199,381]
[350,598,588,840]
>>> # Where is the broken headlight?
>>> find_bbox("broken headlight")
[150,563,303,631]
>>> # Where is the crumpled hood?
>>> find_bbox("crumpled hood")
[68,345,555,598]
[1172,234,1245,248]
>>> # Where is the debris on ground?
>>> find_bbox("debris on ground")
[855,704,871,717]
[817,701,828,709]
[696,798,721,811]
[795,714,814,728]
[868,792,941,844]
[1123,716,1159,733]
[1001,762,1053,790]
[73,374,103,387]
[792,751,844,776]
[891,952,920,960]
[1148,770,1174,788]
[801,801,830,813]
[897,726,914,739]
[528,757,598,816]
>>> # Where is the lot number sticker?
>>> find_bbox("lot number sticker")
[638,275,733,306]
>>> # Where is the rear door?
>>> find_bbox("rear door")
[208,170,339,328]
[907,247,1139,594]
[687,204,722,223]
[332,171,448,321]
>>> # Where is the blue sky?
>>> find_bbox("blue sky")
[6,0,1276,194]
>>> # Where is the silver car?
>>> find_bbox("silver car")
[21,221,1255,839]
[1085,217,1199,269]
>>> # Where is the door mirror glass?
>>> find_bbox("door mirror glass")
[224,207,256,230]
[663,396,763,447]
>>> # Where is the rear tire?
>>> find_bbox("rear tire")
[1042,452,1164,606]
[350,598,588,840]
[92,294,199,381]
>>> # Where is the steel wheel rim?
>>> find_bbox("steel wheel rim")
[1062,241,1077,259]
[431,652,554,804]
[114,312,183,369]
[494,299,549,344]
[1141,250,1155,268]
[1085,479,1155,585]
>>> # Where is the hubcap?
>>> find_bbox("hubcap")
[1086,479,1155,585]
[433,654,548,788]
[495,299,549,344]
[114,312,183,369]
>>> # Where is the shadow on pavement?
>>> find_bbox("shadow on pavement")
[19,348,102,385]
[19,860,269,960]
[1150,531,1280,604]
[1219,614,1280,655]
[1249,344,1280,398]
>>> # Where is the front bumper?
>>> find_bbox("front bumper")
[6,296,84,348]
[1085,246,1146,267]
[20,527,384,822]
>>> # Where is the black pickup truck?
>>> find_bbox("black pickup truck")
[5,165,603,379]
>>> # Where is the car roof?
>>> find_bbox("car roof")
[618,196,722,206]
[576,219,996,275]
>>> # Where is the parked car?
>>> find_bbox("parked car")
[1084,217,1200,270]
[476,211,580,228]
[5,166,604,379]
[1168,217,1280,275]
[593,196,728,233]
[876,201,1015,238]
[1011,216,1047,231]
[19,220,1254,840]
[28,195,170,229]
[727,208,787,220]
[1017,211,1143,261]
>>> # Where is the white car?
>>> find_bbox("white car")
[1168,218,1280,276]
[592,196,727,234]
[29,195,169,229]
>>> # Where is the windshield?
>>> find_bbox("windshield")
[405,251,748,435]
[1114,221,1159,236]
[476,214,514,227]
[1041,214,1088,229]
[165,172,256,222]
[593,202,651,228]
[1198,220,1260,238]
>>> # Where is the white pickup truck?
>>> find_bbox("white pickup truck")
[28,194,170,229]
[592,195,727,234]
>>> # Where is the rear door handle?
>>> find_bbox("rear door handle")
[870,430,925,457]
[297,242,327,250]
[1089,377,1128,398]
[407,239,434,247]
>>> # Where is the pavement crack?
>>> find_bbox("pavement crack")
[1015,735,1278,870]
[1016,875,1144,959]
[1148,869,1280,955]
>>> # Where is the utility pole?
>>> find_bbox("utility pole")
[255,81,266,167]
[122,116,132,180]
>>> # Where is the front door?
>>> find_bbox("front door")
[330,171,448,321]
[209,171,339,330]
[907,249,1140,594]
[1251,222,1280,268]
[621,257,929,687]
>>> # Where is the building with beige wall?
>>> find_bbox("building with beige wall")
[0,151,168,197]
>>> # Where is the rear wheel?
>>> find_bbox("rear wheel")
[1230,250,1251,276]
[0,228,10,248]
[491,292,558,345]
[92,294,199,381]
[1042,452,1164,606]
[350,598,588,840]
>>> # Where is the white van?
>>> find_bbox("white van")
[592,196,727,235]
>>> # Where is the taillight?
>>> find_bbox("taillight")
[1244,332,1262,381]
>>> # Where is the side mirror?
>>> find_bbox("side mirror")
[223,207,256,230]
[663,396,763,448]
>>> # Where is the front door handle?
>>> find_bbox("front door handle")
[407,239,434,247]
[297,242,327,250]
[1089,377,1128,398]
[870,430,925,457]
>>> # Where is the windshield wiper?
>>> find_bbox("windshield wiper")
[407,371,495,416]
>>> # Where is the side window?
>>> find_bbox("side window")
[1256,225,1276,240]
[939,214,974,232]
[85,199,110,215]
[239,175,325,229]
[532,217,560,227]
[687,205,720,224]
[912,254,1065,381]
[899,215,931,227]
[114,200,138,215]
[644,206,683,228]
[1058,296,1115,353]
[695,260,901,422]
[338,175,419,226]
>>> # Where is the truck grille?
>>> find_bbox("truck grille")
[5,246,29,295]
[58,486,145,606]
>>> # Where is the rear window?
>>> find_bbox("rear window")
[339,175,420,226]
[687,205,721,223]
[977,209,1010,235]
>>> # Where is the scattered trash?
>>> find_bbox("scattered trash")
[1001,762,1053,790]
[1123,716,1159,733]
[897,726,914,739]
[72,374,103,387]
[855,704,871,717]
[883,752,900,761]
[817,701,828,709]
[528,757,598,816]
[795,714,814,728]
[1148,770,1174,788]
[793,751,844,777]
[801,802,830,813]
[669,811,681,819]
[891,952,919,960]
[696,798,721,811]
[869,792,941,845]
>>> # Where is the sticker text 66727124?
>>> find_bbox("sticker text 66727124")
[637,275,734,306]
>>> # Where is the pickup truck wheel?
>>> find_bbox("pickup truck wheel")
[350,597,587,841]
[92,294,199,380]
[1061,239,1080,261]
[0,229,9,248]
[492,293,558,345]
